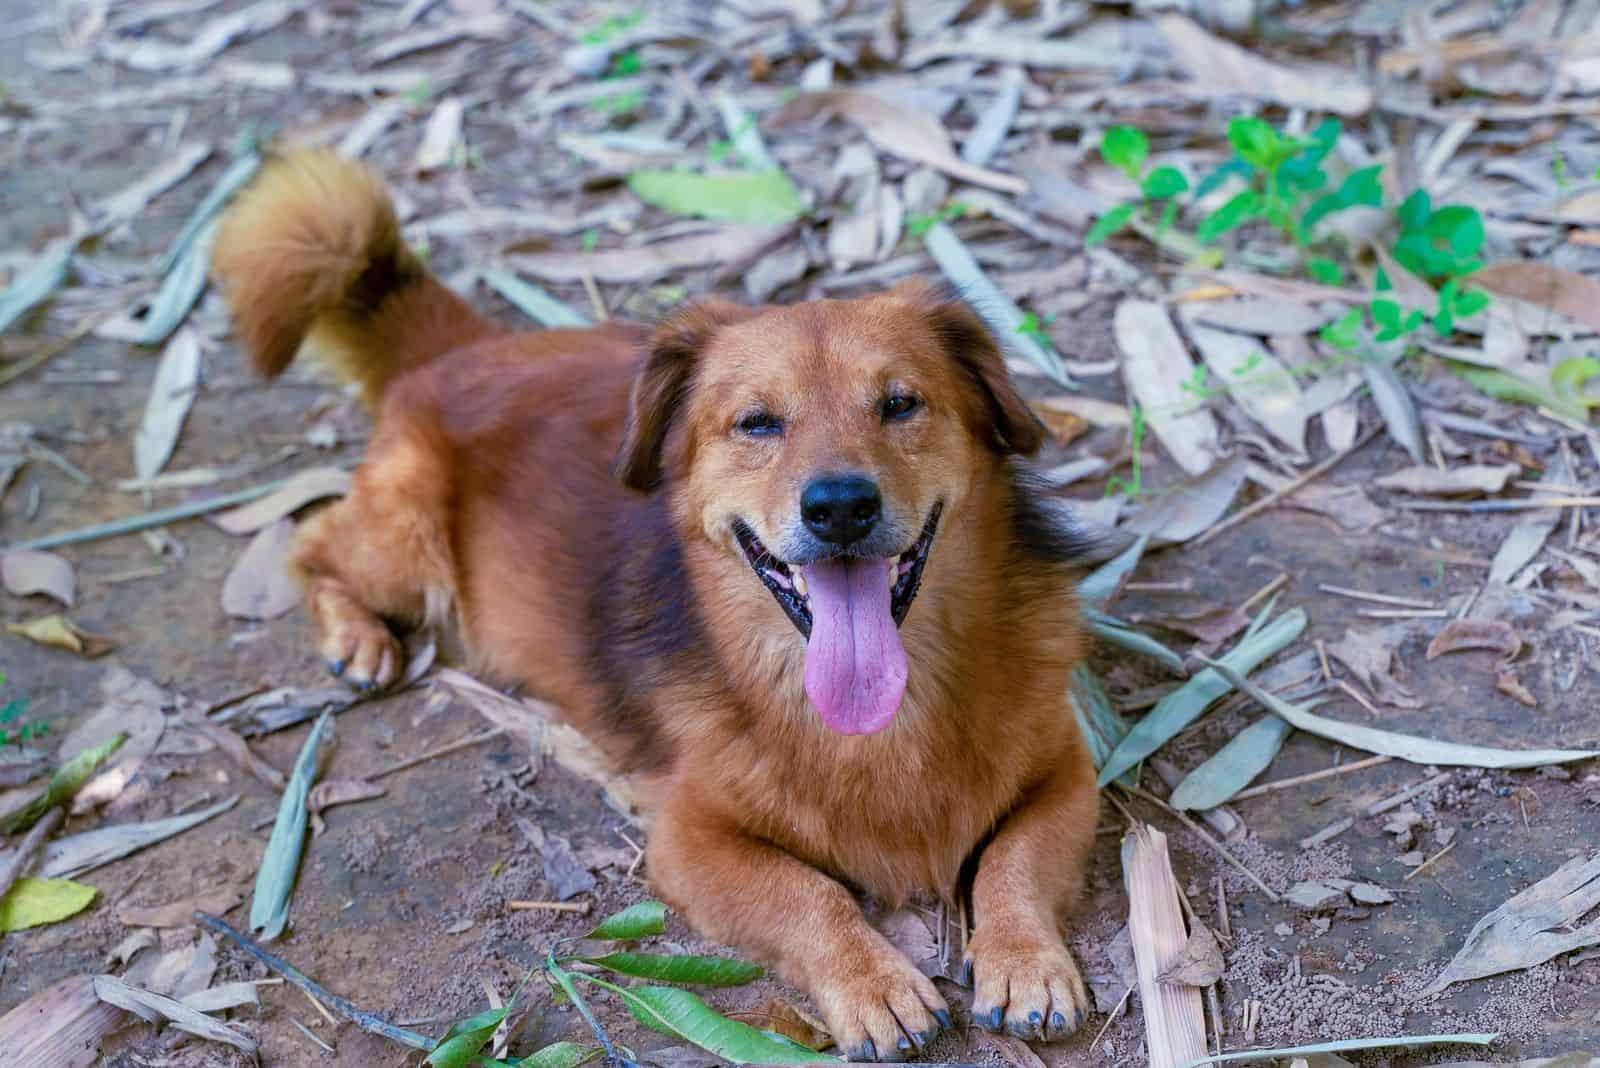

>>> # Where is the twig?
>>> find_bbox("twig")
[1298,817,1353,849]
[1336,680,1382,718]
[1230,755,1392,801]
[1089,987,1132,1051]
[370,727,505,780]
[290,1018,336,1054]
[580,271,608,321]
[1116,785,1281,903]
[508,899,591,913]
[1357,607,1449,619]
[0,807,64,901]
[1402,840,1458,882]
[301,985,340,1028]
[1192,425,1381,547]
[0,312,114,388]
[1394,496,1600,512]
[1317,584,1436,609]
[1238,573,1288,614]
[196,912,434,1050]
[1364,772,1453,818]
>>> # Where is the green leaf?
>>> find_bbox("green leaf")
[1427,204,1485,260]
[482,1041,601,1068]
[1169,715,1293,811]
[1084,203,1136,247]
[1552,355,1600,400]
[1197,190,1263,243]
[1226,116,1279,171]
[1340,164,1385,208]
[0,876,97,932]
[583,952,763,986]
[585,900,666,941]
[1193,158,1253,202]
[1452,362,1587,423]
[1370,298,1401,331]
[428,1006,508,1068]
[1141,166,1189,199]
[1156,197,1179,238]
[1206,657,1597,768]
[1084,609,1185,674]
[1097,607,1307,787]
[1319,307,1362,351]
[611,985,839,1064]
[0,240,74,336]
[1100,126,1148,179]
[1398,189,1431,232]
[1453,286,1490,318]
[250,710,333,941]
[482,270,590,328]
[1306,257,1344,285]
[627,169,805,226]
[3,734,125,835]
[138,219,218,346]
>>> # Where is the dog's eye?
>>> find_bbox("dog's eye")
[737,411,783,437]
[882,394,922,422]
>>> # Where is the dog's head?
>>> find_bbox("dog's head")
[615,280,1045,735]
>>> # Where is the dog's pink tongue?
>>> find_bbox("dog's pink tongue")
[800,558,907,735]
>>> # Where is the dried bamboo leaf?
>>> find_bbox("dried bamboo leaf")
[93,974,257,1053]
[32,796,240,879]
[1188,298,1337,336]
[99,0,295,72]
[1122,824,1207,1068]
[414,96,465,173]
[221,518,300,621]
[209,466,350,535]
[1178,1033,1496,1067]
[137,219,216,346]
[1361,357,1425,465]
[250,711,332,940]
[961,65,1024,168]
[0,239,74,335]
[180,981,261,1013]
[1375,464,1519,497]
[1116,300,1220,476]
[1206,659,1597,768]
[1473,261,1600,335]
[482,270,590,328]
[96,143,212,222]
[511,227,784,284]
[1,549,76,605]
[1157,15,1374,115]
[134,327,202,483]
[1122,455,1249,545]
[1424,853,1600,996]
[1183,323,1308,454]
[922,222,1071,387]
[1169,715,1292,811]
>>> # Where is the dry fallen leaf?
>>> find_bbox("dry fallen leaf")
[414,95,465,173]
[1327,628,1423,709]
[874,908,945,979]
[118,890,242,929]
[1123,454,1249,546]
[512,226,786,284]
[221,518,300,621]
[772,89,1025,195]
[1472,261,1600,335]
[209,466,350,535]
[1155,923,1224,987]
[1157,15,1374,115]
[134,327,202,484]
[5,615,116,658]
[306,778,386,837]
[732,998,832,1052]
[1030,405,1089,447]
[1427,620,1523,662]
[1375,464,1520,497]
[94,973,256,1054]
[1115,300,1220,477]
[1496,669,1537,708]
[1424,853,1600,995]
[58,666,171,814]
[1,549,76,605]
[1183,319,1308,455]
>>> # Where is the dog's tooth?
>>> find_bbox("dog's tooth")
[794,571,808,598]
[888,562,898,588]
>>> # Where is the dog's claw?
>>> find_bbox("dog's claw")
[957,959,973,987]
[326,658,346,677]
[933,1009,951,1031]
[1049,1011,1067,1038]
[849,1040,877,1062]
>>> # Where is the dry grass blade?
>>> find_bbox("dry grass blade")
[1121,823,1207,1068]
[134,327,202,484]
[251,711,332,940]
[96,143,212,223]
[33,796,240,879]
[0,239,74,335]
[1115,300,1219,476]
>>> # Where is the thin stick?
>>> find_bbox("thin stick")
[1402,840,1457,882]
[301,985,340,1028]
[196,912,434,1050]
[1395,496,1600,513]
[1214,875,1230,941]
[1318,584,1436,609]
[370,727,505,780]
[1364,772,1453,818]
[0,807,64,901]
[580,271,608,321]
[0,312,113,388]
[1239,573,1288,614]
[508,899,591,913]
[1230,755,1392,801]
[1192,425,1380,547]
[1315,639,1332,682]
[1298,816,1353,849]
[1089,987,1132,1051]
[1336,681,1382,718]
[290,1018,336,1054]
[1357,607,1449,619]
[1117,785,1281,903]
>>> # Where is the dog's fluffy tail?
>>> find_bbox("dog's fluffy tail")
[211,148,498,405]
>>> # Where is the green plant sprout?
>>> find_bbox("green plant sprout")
[1015,309,1055,346]
[579,9,645,46]
[1086,126,1190,246]
[0,675,48,746]
[906,200,968,237]
[1105,405,1147,501]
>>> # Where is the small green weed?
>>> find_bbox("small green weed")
[579,9,645,46]
[906,200,968,237]
[1015,310,1055,346]
[0,675,48,746]
[1086,126,1189,246]
[1105,405,1147,501]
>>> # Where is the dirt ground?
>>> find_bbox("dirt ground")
[2,1,1599,1066]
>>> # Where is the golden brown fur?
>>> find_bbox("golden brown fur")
[212,149,1101,1059]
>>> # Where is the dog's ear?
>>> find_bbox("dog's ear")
[615,299,754,492]
[894,281,1047,456]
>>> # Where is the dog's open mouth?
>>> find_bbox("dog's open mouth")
[732,504,942,736]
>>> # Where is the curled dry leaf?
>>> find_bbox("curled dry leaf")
[1426,620,1523,662]
[306,778,386,837]
[1374,464,1519,497]
[1326,628,1423,709]
[1155,923,1224,987]
[221,518,300,621]
[5,614,117,658]
[731,998,831,1052]
[1157,15,1374,115]
[874,908,944,979]
[1115,300,1220,477]
[1,549,76,605]
[1496,669,1537,708]
[210,466,351,535]
[1183,321,1308,455]
[93,974,256,1054]
[771,89,1026,195]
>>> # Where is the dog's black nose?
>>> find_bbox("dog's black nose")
[801,475,882,546]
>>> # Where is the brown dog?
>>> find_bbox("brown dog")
[212,150,1100,1060]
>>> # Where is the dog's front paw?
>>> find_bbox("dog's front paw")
[963,924,1089,1043]
[809,951,950,1062]
[312,588,402,691]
